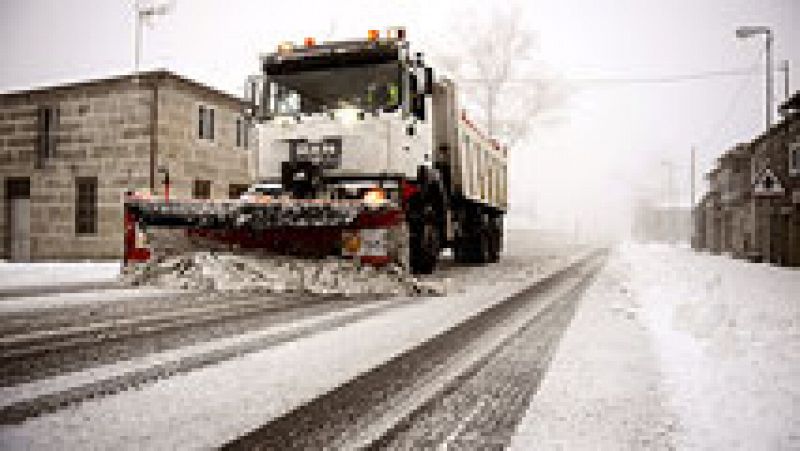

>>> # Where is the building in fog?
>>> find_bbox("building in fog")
[692,192,709,249]
[633,199,692,244]
[717,143,755,258]
[1,70,257,261]
[693,90,800,266]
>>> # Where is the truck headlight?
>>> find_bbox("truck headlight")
[363,187,386,205]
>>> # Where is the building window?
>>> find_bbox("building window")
[193,180,211,199]
[198,105,215,140]
[790,144,799,176]
[75,177,98,235]
[36,106,59,168]
[228,183,250,199]
[236,117,249,149]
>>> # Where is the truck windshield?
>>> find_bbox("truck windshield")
[270,62,401,115]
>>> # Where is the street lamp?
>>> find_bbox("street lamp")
[134,1,173,76]
[736,25,773,130]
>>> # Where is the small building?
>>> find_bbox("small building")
[717,143,755,258]
[633,199,692,244]
[692,192,709,250]
[748,91,800,266]
[1,70,257,261]
[704,167,723,254]
[694,90,800,266]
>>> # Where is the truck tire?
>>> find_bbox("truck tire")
[454,205,476,264]
[409,200,441,274]
[487,216,503,263]
[455,204,492,265]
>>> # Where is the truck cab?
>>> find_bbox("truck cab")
[244,30,507,272]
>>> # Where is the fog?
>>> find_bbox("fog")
[2,0,798,241]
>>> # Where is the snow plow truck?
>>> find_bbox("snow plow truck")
[124,28,508,274]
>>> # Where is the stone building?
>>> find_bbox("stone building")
[1,70,257,261]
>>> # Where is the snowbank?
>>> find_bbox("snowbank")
[512,243,800,449]
[0,262,121,291]
[626,243,800,449]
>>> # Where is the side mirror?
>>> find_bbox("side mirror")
[243,75,272,120]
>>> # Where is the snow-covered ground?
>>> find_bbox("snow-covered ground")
[0,235,584,450]
[511,242,800,450]
[0,261,121,292]
[0,288,187,313]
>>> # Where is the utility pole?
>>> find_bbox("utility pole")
[134,1,172,76]
[134,2,140,76]
[766,31,773,129]
[690,146,696,247]
[781,59,790,102]
[661,159,678,244]
[736,26,774,131]
[690,146,696,207]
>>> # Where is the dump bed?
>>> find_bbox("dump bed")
[433,81,508,211]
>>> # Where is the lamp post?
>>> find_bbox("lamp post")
[736,25,773,131]
[780,59,790,102]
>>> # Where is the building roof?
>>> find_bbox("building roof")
[0,70,247,108]
[705,165,721,178]
[779,90,800,115]
[750,94,799,148]
[718,142,751,162]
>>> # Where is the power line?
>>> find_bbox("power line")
[694,47,766,191]
[699,47,766,150]
[458,64,767,86]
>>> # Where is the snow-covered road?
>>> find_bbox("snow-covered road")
[511,242,800,449]
[0,230,585,450]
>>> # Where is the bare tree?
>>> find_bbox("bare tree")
[427,4,566,148]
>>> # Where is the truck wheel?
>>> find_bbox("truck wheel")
[454,206,477,264]
[409,201,440,274]
[477,228,491,264]
[487,216,502,263]
[454,237,471,263]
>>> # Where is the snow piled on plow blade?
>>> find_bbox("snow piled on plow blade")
[120,252,447,297]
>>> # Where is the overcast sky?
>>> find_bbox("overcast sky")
[2,0,798,238]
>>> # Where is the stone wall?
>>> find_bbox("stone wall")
[155,76,255,200]
[0,80,151,259]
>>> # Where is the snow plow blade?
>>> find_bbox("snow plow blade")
[124,197,408,268]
